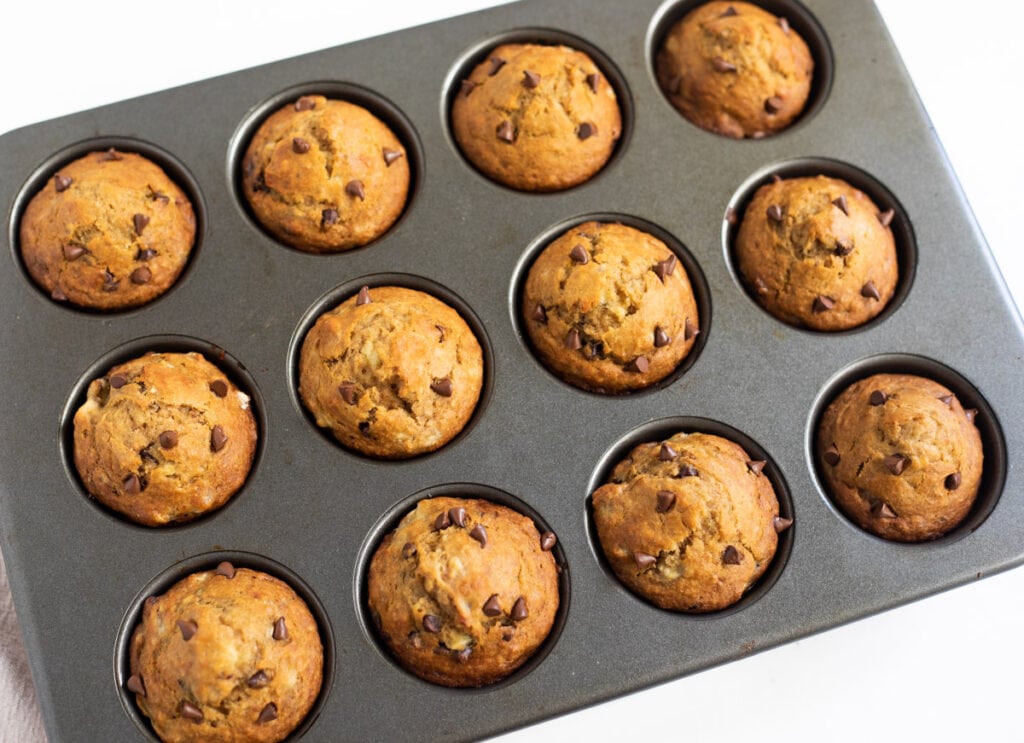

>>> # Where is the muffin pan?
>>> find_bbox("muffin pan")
[1,0,1021,740]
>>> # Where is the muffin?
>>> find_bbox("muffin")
[592,431,785,612]
[817,373,983,541]
[73,352,258,526]
[19,149,196,310]
[242,95,409,252]
[451,43,622,191]
[656,1,814,138]
[522,221,700,393]
[735,175,898,331]
[127,564,323,743]
[367,496,560,687]
[298,285,484,458]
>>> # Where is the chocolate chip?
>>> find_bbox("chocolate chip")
[215,561,235,578]
[569,244,589,264]
[130,266,152,285]
[965,408,978,423]
[497,120,515,143]
[247,670,270,688]
[158,430,178,449]
[577,122,596,140]
[434,510,451,531]
[773,516,793,533]
[812,295,835,313]
[771,173,783,183]
[835,239,853,256]
[209,379,228,398]
[110,374,128,389]
[482,594,502,617]
[523,70,541,88]
[321,208,339,228]
[655,490,676,513]
[383,147,404,166]
[50,288,67,302]
[144,596,158,609]
[511,597,529,621]
[677,464,699,478]
[449,507,468,528]
[861,280,881,301]
[126,674,146,697]
[725,206,738,225]
[753,276,769,295]
[181,701,204,722]
[292,137,310,154]
[540,531,557,551]
[531,303,548,324]
[469,524,487,547]
[62,244,86,261]
[872,501,897,519]
[565,328,582,350]
[346,180,366,200]
[54,175,72,192]
[133,213,150,235]
[945,472,962,490]
[489,57,506,75]
[779,16,790,33]
[832,195,849,215]
[659,443,678,461]
[722,545,742,565]
[136,247,156,261]
[586,73,600,93]
[869,390,887,406]
[720,5,738,16]
[684,317,699,341]
[356,285,372,306]
[877,209,895,227]
[938,394,954,407]
[460,79,479,98]
[123,474,141,494]
[294,96,317,111]
[338,382,357,405]
[273,616,288,641]
[764,96,784,114]
[423,614,441,633]
[402,542,417,559]
[766,204,784,222]
[103,270,119,292]
[210,425,228,453]
[823,444,841,466]
[884,453,909,475]
[257,703,278,724]
[152,191,170,204]
[453,647,472,663]
[653,255,677,282]
[100,148,122,161]
[431,378,453,397]
[654,326,671,347]
[747,460,766,475]
[633,551,657,569]
[712,56,737,72]
[177,619,198,640]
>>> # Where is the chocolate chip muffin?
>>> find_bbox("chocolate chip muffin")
[298,285,484,459]
[367,496,560,687]
[817,373,984,542]
[522,221,700,393]
[19,149,196,310]
[73,352,258,526]
[735,175,898,331]
[242,95,409,252]
[451,43,622,191]
[592,431,785,612]
[656,1,814,138]
[127,564,323,743]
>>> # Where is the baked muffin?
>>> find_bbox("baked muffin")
[242,95,409,252]
[298,285,484,458]
[735,175,898,331]
[451,43,622,191]
[817,373,983,542]
[367,496,560,687]
[127,564,324,743]
[19,149,196,310]
[656,1,814,138]
[73,352,257,526]
[522,221,700,393]
[592,431,784,612]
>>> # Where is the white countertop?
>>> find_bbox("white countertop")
[1,1,1021,741]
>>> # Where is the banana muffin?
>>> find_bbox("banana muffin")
[522,221,700,393]
[127,564,324,743]
[367,496,560,686]
[817,373,983,541]
[19,149,196,310]
[451,42,622,191]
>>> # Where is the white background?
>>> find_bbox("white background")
[1,1,1021,741]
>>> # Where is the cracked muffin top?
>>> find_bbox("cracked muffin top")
[298,285,484,459]
[73,351,258,526]
[522,221,700,393]
[241,95,409,252]
[734,175,898,331]
[592,431,785,612]
[127,564,323,743]
[656,0,814,138]
[19,149,196,310]
[367,496,560,687]
[451,42,622,191]
[817,373,984,542]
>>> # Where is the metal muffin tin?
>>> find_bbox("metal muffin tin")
[1,0,1022,740]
